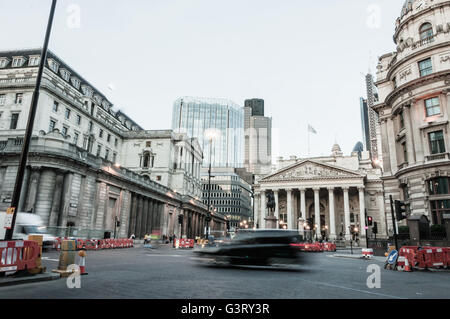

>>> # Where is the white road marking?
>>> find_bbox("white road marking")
[42,257,59,262]
[146,254,184,258]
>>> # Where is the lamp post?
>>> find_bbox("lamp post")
[204,129,220,240]
[4,0,58,241]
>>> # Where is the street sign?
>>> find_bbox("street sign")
[387,249,398,265]
[4,207,16,229]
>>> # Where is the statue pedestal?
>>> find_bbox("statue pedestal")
[265,216,278,229]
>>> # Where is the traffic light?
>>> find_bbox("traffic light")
[367,216,373,226]
[205,214,212,223]
[372,222,378,234]
[226,220,230,230]
[394,200,407,221]
[178,214,184,224]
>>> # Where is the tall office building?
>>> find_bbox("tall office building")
[360,97,371,151]
[172,97,244,168]
[365,74,382,163]
[243,99,272,179]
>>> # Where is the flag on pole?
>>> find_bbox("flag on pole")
[308,125,317,134]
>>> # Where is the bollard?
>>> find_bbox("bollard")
[52,240,77,278]
[27,235,45,274]
[78,246,88,276]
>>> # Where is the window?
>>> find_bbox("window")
[28,56,40,66]
[419,58,433,77]
[113,153,117,163]
[420,23,434,41]
[12,57,25,67]
[90,103,95,116]
[15,93,23,104]
[48,59,60,73]
[76,114,81,125]
[402,142,408,163]
[97,145,102,157]
[65,108,71,120]
[425,97,440,117]
[99,129,104,138]
[0,94,5,106]
[0,59,9,68]
[49,120,56,132]
[107,134,111,143]
[74,132,79,145]
[429,130,446,154]
[60,69,71,82]
[62,126,68,137]
[399,111,405,129]
[146,141,151,148]
[105,149,109,160]
[83,137,88,149]
[10,113,19,129]
[430,200,449,225]
[88,121,93,132]
[52,101,59,112]
[156,176,162,181]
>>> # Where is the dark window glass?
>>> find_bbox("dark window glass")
[429,130,446,154]
[65,108,71,119]
[420,23,433,41]
[49,120,56,132]
[10,113,19,129]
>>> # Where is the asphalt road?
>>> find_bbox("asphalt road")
[0,245,449,299]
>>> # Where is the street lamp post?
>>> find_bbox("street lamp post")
[205,129,219,240]
[4,0,58,241]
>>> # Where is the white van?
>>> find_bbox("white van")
[0,212,57,248]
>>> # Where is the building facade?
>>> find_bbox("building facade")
[201,167,253,228]
[0,49,226,238]
[374,0,450,226]
[171,96,244,168]
[120,130,203,200]
[243,98,272,179]
[254,145,386,242]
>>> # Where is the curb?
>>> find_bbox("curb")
[332,254,365,260]
[0,273,60,287]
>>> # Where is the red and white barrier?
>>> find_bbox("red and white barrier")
[362,248,374,259]
[0,241,40,273]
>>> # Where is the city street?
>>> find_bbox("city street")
[0,246,449,299]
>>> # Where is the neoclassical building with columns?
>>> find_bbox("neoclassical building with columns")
[254,145,387,242]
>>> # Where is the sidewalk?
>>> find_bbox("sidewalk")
[0,272,60,287]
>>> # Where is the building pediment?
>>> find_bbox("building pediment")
[260,160,364,183]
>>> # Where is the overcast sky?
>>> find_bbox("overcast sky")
[1,0,405,159]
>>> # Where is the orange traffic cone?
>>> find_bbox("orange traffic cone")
[405,257,412,272]
[78,247,88,276]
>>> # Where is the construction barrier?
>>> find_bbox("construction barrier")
[324,243,337,252]
[445,248,450,267]
[417,247,446,269]
[174,238,195,249]
[52,238,133,251]
[0,241,40,273]
[362,248,374,259]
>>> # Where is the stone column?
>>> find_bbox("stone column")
[34,168,57,226]
[358,187,366,237]
[274,190,279,220]
[300,188,306,220]
[313,188,321,239]
[343,187,351,241]
[260,191,266,229]
[287,189,293,229]
[25,167,41,212]
[328,187,336,240]
[254,193,260,228]
[141,198,148,237]
[403,105,416,165]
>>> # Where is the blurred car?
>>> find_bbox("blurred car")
[193,229,305,267]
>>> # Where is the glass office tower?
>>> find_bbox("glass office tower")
[172,97,244,168]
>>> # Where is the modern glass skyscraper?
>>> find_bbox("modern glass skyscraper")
[172,97,244,168]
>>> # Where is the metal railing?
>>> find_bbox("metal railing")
[426,153,450,162]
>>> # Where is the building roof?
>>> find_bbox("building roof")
[0,48,143,131]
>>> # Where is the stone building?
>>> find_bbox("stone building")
[120,130,203,200]
[0,48,226,239]
[254,145,386,243]
[374,0,450,227]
